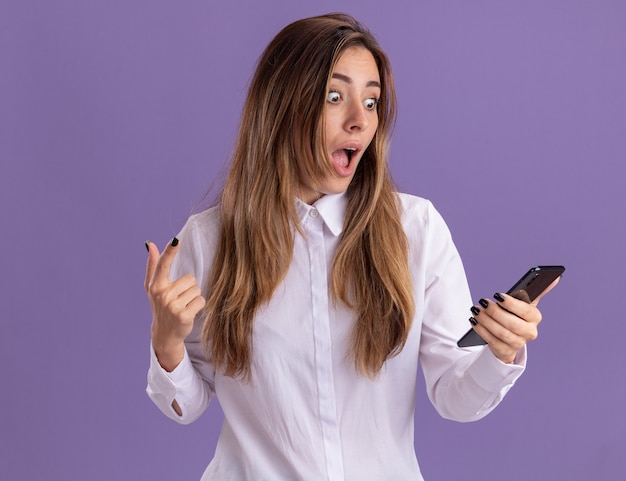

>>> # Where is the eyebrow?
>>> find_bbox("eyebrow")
[331,72,381,89]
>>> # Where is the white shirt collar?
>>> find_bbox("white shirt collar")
[295,192,346,237]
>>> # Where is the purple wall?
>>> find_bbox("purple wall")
[2,1,625,479]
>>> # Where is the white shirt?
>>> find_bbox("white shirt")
[147,193,525,481]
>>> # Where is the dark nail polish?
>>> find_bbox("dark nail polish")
[145,241,150,252]
[479,298,489,308]
[469,317,478,326]
[494,292,505,302]
[170,237,179,247]
[470,306,480,316]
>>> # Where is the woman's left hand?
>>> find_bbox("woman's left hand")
[470,278,560,363]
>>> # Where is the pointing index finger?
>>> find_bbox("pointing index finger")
[152,237,181,287]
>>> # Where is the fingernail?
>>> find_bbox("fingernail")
[145,240,150,252]
[479,298,489,308]
[470,306,480,316]
[170,237,179,247]
[494,293,505,302]
[469,317,478,326]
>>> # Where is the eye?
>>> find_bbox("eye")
[364,97,379,111]
[327,91,341,104]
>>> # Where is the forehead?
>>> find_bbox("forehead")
[333,46,380,82]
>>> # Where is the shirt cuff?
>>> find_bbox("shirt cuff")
[468,345,526,393]
[146,343,195,417]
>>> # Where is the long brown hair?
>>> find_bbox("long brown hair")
[203,13,414,379]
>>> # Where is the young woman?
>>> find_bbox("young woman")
[145,13,547,480]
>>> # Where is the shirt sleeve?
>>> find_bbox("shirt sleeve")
[146,342,213,424]
[417,201,526,422]
[145,211,218,424]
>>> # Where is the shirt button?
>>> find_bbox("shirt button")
[310,209,319,218]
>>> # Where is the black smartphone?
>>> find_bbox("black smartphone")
[456,265,565,348]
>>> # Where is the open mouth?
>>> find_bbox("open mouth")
[345,148,356,164]
[332,147,358,168]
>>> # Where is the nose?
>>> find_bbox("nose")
[344,101,369,132]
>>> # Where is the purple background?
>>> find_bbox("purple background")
[2,1,625,479]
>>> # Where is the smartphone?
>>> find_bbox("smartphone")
[456,265,565,348]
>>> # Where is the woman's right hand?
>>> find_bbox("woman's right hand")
[144,238,206,372]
